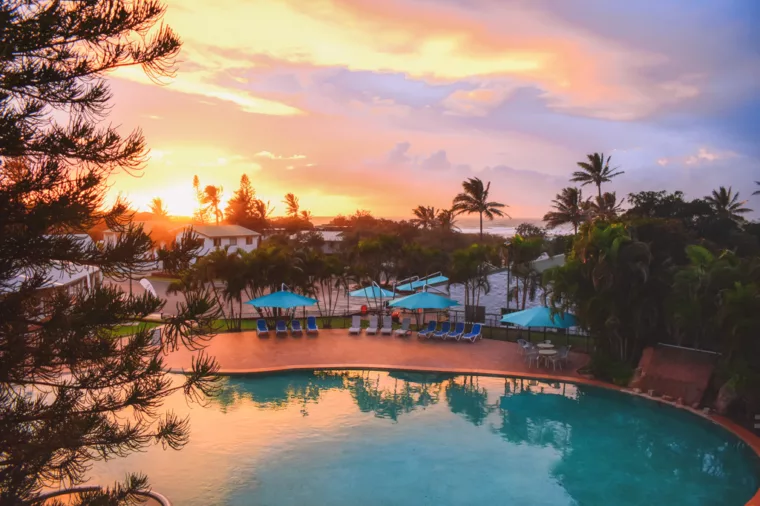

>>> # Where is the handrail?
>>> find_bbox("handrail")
[36,486,172,505]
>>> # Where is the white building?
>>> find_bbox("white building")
[4,234,102,295]
[178,225,261,256]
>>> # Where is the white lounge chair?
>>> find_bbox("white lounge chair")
[366,315,379,335]
[348,315,362,335]
[394,317,411,337]
[380,316,393,335]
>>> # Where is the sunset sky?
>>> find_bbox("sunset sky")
[107,0,760,218]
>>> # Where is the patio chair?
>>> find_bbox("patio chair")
[432,321,451,339]
[394,317,411,337]
[366,315,380,335]
[348,315,362,335]
[275,320,288,336]
[525,346,540,368]
[417,320,436,339]
[306,316,319,335]
[446,322,465,340]
[460,323,482,343]
[548,346,571,370]
[256,319,269,337]
[516,338,529,355]
[290,319,303,336]
[380,316,393,335]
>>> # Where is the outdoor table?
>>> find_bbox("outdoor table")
[537,343,555,349]
[539,348,557,367]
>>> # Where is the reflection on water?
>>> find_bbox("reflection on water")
[87,371,760,506]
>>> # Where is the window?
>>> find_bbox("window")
[245,236,253,245]
[229,237,237,246]
[213,238,221,247]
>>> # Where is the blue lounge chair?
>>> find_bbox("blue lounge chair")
[291,320,303,336]
[275,320,288,336]
[460,323,482,343]
[432,321,451,339]
[417,320,436,339]
[446,322,465,340]
[256,319,269,336]
[306,316,319,334]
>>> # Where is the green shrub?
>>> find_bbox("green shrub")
[586,352,635,386]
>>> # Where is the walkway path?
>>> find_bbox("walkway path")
[165,329,589,378]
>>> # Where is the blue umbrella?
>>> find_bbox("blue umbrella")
[388,291,459,310]
[349,286,395,298]
[500,306,577,328]
[245,290,317,309]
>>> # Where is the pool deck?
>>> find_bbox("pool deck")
[165,329,760,506]
[165,329,590,379]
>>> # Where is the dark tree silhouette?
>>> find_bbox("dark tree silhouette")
[571,153,624,198]
[452,177,508,240]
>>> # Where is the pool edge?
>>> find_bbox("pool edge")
[169,363,760,506]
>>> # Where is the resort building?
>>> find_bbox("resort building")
[177,224,261,256]
[4,234,102,296]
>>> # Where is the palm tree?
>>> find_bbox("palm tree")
[543,187,585,234]
[201,185,223,224]
[583,191,623,221]
[753,181,759,196]
[437,209,459,232]
[704,186,753,221]
[411,205,438,229]
[149,197,168,218]
[283,193,300,217]
[571,152,624,198]
[300,209,313,223]
[452,177,509,240]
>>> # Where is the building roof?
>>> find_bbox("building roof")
[530,253,565,273]
[181,224,261,238]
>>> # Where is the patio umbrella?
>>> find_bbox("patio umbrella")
[349,286,395,298]
[500,306,576,328]
[388,291,459,310]
[245,290,317,309]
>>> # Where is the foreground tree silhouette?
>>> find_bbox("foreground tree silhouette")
[571,153,624,198]
[452,178,508,240]
[0,1,221,504]
[283,192,300,217]
[543,187,585,234]
[201,185,224,224]
[411,205,438,229]
[704,186,753,221]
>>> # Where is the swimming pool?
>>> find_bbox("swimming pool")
[90,370,759,505]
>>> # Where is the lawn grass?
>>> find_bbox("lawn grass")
[111,322,160,336]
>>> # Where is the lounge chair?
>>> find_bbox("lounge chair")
[460,323,482,343]
[290,320,303,336]
[432,321,451,339]
[366,315,379,335]
[306,316,319,335]
[446,322,465,340]
[256,319,269,337]
[380,316,393,335]
[275,320,288,336]
[417,320,436,339]
[348,315,362,335]
[394,317,411,337]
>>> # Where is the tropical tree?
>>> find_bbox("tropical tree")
[437,209,459,232]
[252,199,275,229]
[583,192,624,221]
[149,197,169,218]
[300,209,313,223]
[0,1,222,503]
[754,181,760,196]
[448,244,501,316]
[704,186,753,221]
[192,175,210,223]
[283,193,300,218]
[508,234,545,310]
[411,205,438,229]
[452,177,509,240]
[544,223,656,363]
[571,152,624,198]
[543,187,585,234]
[202,185,224,225]
[225,174,256,226]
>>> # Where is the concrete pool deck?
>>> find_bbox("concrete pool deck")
[165,329,760,506]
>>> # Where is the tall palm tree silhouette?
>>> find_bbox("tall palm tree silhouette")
[452,177,508,240]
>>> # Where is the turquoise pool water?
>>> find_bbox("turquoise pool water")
[91,370,759,505]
